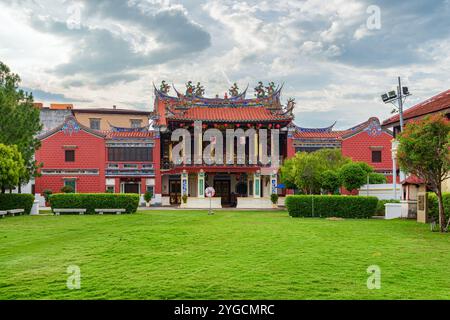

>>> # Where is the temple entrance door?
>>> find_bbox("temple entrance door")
[214,180,231,206]
[124,183,139,194]
[169,180,181,205]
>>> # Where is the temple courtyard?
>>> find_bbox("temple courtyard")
[0,210,449,300]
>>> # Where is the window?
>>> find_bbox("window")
[372,150,382,163]
[65,150,75,162]
[123,164,138,169]
[64,179,76,192]
[130,119,142,128]
[107,147,153,161]
[106,186,115,193]
[89,118,101,130]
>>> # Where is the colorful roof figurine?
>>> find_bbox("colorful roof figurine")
[293,117,391,140]
[153,81,293,126]
[383,89,450,126]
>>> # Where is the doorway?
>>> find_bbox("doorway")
[214,180,231,206]
[123,183,139,194]
[169,180,181,205]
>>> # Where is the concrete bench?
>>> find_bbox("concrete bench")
[53,208,87,215]
[95,209,126,215]
[0,211,7,218]
[7,209,25,216]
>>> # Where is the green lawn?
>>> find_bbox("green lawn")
[0,210,449,300]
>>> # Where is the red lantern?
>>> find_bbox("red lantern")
[236,123,240,128]
[224,123,228,128]
[179,123,184,128]
[247,123,252,128]
[202,124,207,129]
[275,124,281,129]
[268,124,273,129]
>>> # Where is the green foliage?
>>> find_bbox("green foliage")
[105,188,114,193]
[0,193,35,214]
[368,172,387,184]
[144,191,153,203]
[427,193,450,221]
[375,199,400,216]
[397,114,450,231]
[60,185,74,193]
[339,162,367,192]
[356,161,374,175]
[280,149,350,194]
[42,189,53,202]
[320,170,341,194]
[49,193,139,214]
[0,61,42,188]
[285,195,378,218]
[0,144,25,192]
[182,194,188,204]
[270,193,279,204]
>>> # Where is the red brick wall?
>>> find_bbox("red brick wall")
[35,130,106,194]
[341,130,394,182]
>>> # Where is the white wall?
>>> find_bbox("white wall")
[358,184,401,200]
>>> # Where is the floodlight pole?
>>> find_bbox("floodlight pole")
[397,76,404,132]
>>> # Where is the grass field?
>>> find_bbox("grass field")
[0,210,449,300]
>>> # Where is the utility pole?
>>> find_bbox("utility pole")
[381,77,411,200]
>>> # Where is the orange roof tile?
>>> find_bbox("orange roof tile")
[171,106,291,122]
[383,89,450,126]
[50,103,73,110]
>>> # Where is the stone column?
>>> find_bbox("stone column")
[253,171,261,198]
[181,170,189,197]
[198,170,205,198]
[270,171,277,195]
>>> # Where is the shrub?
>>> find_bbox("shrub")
[60,185,74,193]
[49,193,139,214]
[368,173,387,184]
[42,189,52,202]
[0,193,35,214]
[375,199,400,216]
[182,194,188,204]
[427,192,450,222]
[320,170,341,194]
[144,191,153,203]
[270,193,279,205]
[339,163,367,192]
[285,195,378,219]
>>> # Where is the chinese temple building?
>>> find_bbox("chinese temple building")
[152,83,294,208]
[33,81,400,208]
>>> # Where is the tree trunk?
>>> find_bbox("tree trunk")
[18,183,22,194]
[436,187,446,232]
[1,187,4,194]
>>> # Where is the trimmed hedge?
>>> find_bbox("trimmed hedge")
[376,199,400,216]
[0,194,35,214]
[427,192,450,221]
[49,193,139,214]
[286,195,378,218]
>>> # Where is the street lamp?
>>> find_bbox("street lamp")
[381,77,411,200]
[381,77,411,133]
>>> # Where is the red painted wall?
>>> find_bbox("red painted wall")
[341,130,395,183]
[35,130,106,194]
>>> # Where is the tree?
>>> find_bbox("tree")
[368,172,387,184]
[292,152,325,194]
[0,144,25,193]
[339,162,367,192]
[280,149,351,194]
[320,170,341,194]
[397,114,450,232]
[0,61,42,192]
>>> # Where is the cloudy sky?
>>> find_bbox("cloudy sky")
[1,0,449,128]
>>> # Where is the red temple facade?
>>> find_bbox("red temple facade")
[34,82,397,207]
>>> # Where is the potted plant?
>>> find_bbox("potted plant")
[43,189,52,207]
[144,191,153,207]
[182,194,188,204]
[271,193,279,208]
